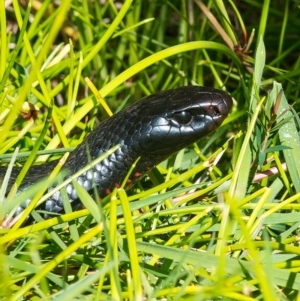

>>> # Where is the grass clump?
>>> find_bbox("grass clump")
[1,1,300,300]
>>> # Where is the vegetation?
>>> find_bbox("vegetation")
[1,0,300,300]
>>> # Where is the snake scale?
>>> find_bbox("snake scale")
[1,86,232,225]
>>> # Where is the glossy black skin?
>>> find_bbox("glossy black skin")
[2,86,232,221]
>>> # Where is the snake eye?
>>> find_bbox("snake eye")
[172,111,192,125]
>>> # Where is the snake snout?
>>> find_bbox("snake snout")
[219,92,233,114]
[210,92,233,126]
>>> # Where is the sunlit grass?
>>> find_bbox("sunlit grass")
[1,1,300,300]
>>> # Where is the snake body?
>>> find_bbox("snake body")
[2,86,232,223]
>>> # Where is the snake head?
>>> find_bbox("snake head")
[128,86,233,156]
[65,86,232,199]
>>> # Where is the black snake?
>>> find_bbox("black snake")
[1,86,232,225]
